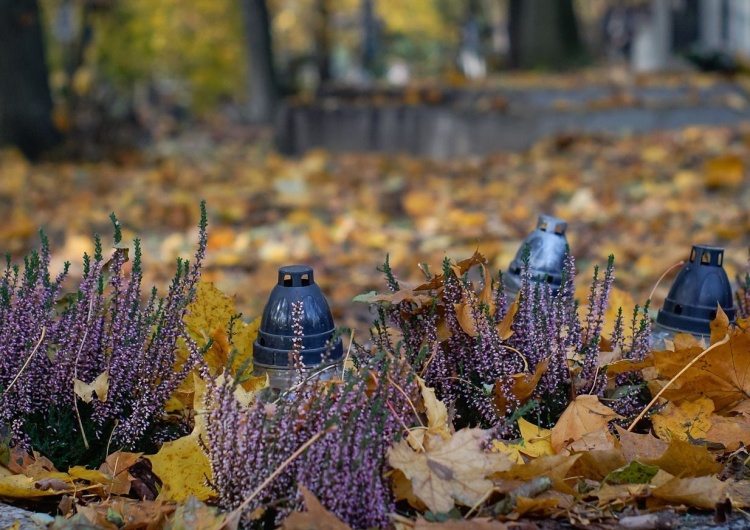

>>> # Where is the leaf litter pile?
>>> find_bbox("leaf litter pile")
[2,122,750,528]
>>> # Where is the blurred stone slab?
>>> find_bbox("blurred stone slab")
[276,81,750,158]
[0,502,53,529]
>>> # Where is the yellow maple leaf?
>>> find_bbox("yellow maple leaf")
[182,281,259,376]
[170,282,262,412]
[516,418,554,457]
[492,418,553,462]
[148,373,265,501]
[651,397,713,442]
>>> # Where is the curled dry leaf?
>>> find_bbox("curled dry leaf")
[73,370,109,404]
[493,359,549,413]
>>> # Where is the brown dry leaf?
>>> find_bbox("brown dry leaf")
[391,468,428,510]
[650,475,727,509]
[388,427,512,514]
[479,265,495,310]
[23,452,57,480]
[496,299,517,340]
[73,370,109,403]
[494,454,580,496]
[550,395,622,452]
[651,397,714,442]
[570,448,626,482]
[493,359,549,412]
[710,305,730,345]
[282,485,353,530]
[593,482,651,507]
[512,494,562,518]
[566,427,618,453]
[614,425,668,462]
[417,377,450,438]
[651,327,750,411]
[414,251,487,291]
[76,498,175,530]
[454,301,478,337]
[99,452,142,496]
[639,438,721,477]
[356,290,434,308]
[705,414,750,451]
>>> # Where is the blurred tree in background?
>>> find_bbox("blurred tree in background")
[0,0,61,159]
[1,0,620,157]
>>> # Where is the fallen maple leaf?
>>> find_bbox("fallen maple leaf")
[651,326,750,411]
[492,418,553,461]
[388,427,512,514]
[182,281,258,377]
[147,375,213,502]
[99,451,142,496]
[639,438,721,478]
[550,395,622,452]
[282,485,353,530]
[614,425,667,462]
[650,475,727,509]
[651,397,713,442]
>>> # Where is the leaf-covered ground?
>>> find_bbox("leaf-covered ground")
[3,121,750,332]
[4,101,750,528]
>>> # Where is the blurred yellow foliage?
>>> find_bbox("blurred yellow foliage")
[88,0,246,111]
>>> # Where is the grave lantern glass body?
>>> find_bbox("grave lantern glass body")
[505,215,569,300]
[651,245,736,349]
[252,265,343,391]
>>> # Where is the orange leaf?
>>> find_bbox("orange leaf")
[496,299,517,341]
[493,358,549,412]
[454,302,478,337]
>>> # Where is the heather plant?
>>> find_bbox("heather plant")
[737,262,750,319]
[205,350,419,529]
[0,203,208,470]
[366,250,652,430]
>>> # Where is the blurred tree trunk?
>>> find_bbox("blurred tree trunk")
[0,0,61,159]
[508,0,584,69]
[314,0,331,84]
[239,0,279,124]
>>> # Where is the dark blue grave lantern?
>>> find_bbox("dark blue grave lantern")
[653,245,736,345]
[253,265,343,389]
[505,215,569,298]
